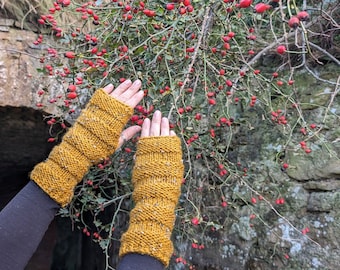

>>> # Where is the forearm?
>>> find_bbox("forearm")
[119,136,184,267]
[0,181,59,269]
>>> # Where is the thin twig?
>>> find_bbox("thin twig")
[323,75,340,123]
[308,42,340,66]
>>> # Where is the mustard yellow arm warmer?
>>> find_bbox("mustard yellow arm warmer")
[119,136,184,266]
[30,89,133,207]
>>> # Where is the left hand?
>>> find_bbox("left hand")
[103,79,144,148]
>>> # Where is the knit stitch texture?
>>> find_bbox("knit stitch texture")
[119,136,184,266]
[30,89,133,206]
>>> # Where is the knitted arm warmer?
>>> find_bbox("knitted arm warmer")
[30,89,133,207]
[119,136,184,266]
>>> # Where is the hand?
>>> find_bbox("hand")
[103,79,144,108]
[103,80,145,148]
[141,110,176,137]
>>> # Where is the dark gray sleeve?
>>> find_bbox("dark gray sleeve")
[0,181,59,270]
[118,253,165,270]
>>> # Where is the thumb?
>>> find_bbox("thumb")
[117,126,142,149]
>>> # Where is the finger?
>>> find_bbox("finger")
[117,126,142,148]
[116,79,142,101]
[170,130,176,136]
[150,110,162,136]
[141,118,151,138]
[110,79,132,97]
[103,84,114,94]
[160,117,170,136]
[124,90,144,108]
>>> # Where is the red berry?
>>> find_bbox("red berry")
[186,47,195,53]
[282,163,289,169]
[67,92,77,99]
[254,3,270,13]
[297,11,309,21]
[68,85,76,92]
[191,217,199,225]
[37,89,45,96]
[223,43,230,50]
[65,51,76,59]
[221,201,228,207]
[124,4,131,11]
[277,80,284,86]
[300,141,307,148]
[165,3,175,10]
[130,115,139,122]
[247,35,257,40]
[186,5,194,12]
[239,0,252,8]
[251,197,257,204]
[222,35,231,42]
[179,7,186,14]
[183,0,191,6]
[310,123,317,129]
[272,72,279,78]
[208,98,216,105]
[288,16,300,28]
[62,0,71,7]
[276,45,286,54]
[47,137,55,143]
[228,31,235,38]
[143,9,156,17]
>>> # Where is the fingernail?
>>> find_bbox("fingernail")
[124,79,132,84]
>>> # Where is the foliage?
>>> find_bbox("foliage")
[34,0,340,269]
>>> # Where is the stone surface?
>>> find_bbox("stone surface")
[303,180,340,191]
[0,27,39,108]
[307,192,340,212]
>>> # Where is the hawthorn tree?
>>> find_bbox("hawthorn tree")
[34,0,340,269]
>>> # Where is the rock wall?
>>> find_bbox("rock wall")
[0,18,40,108]
[171,66,340,269]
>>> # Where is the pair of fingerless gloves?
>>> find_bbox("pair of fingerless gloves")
[30,88,184,266]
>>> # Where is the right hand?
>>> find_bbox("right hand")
[141,110,176,138]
